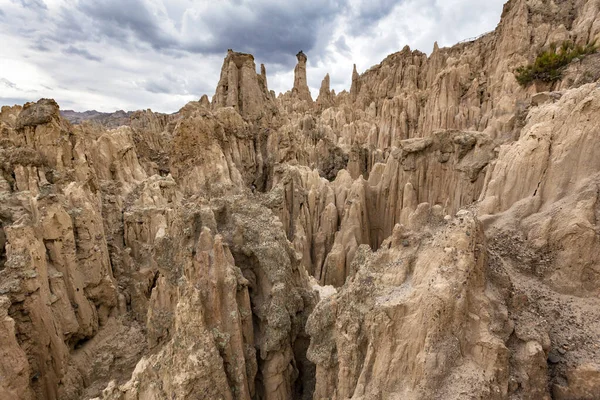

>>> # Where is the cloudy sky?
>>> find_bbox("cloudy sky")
[0,0,506,113]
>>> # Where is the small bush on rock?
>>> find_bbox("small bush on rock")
[515,40,597,86]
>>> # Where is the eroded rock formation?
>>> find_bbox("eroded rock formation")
[213,50,276,121]
[2,0,600,399]
[293,51,313,104]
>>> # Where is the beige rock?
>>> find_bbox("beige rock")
[316,74,335,111]
[292,51,313,103]
[553,363,600,399]
[479,83,600,296]
[3,1,600,399]
[213,50,276,120]
[308,211,510,399]
[0,296,35,400]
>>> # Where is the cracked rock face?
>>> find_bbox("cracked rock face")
[307,210,511,399]
[2,0,600,399]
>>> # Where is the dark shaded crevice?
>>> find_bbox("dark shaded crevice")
[252,127,271,193]
[148,271,160,296]
[230,250,265,397]
[0,223,6,271]
[288,177,295,240]
[534,135,554,197]
[318,145,349,182]
[10,171,17,191]
[192,213,204,251]
[228,247,315,400]
[8,299,46,398]
[293,335,316,400]
[73,336,91,350]
[533,177,544,196]
[254,356,267,400]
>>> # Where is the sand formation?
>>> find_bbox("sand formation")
[1,0,600,399]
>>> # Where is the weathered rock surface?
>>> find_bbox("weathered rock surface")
[308,210,512,399]
[293,51,313,104]
[316,74,335,111]
[2,0,600,399]
[213,50,276,121]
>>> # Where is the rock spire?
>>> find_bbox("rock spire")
[212,49,275,119]
[292,50,313,103]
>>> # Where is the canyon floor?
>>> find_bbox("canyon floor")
[1,0,600,399]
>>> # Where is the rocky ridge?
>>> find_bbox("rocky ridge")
[1,0,600,399]
[60,110,136,129]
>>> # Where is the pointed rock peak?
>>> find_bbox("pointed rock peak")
[16,98,60,129]
[316,73,334,110]
[292,50,313,103]
[213,49,274,119]
[296,50,308,63]
[351,64,360,83]
[259,63,269,93]
[199,94,210,108]
[433,41,440,52]
[401,45,411,53]
[350,64,361,101]
[221,49,255,69]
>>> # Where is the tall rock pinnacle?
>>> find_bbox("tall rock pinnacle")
[259,63,269,93]
[316,73,334,110]
[213,49,275,119]
[292,51,313,103]
[350,64,360,102]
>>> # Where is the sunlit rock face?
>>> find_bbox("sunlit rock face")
[2,0,600,399]
[213,50,277,121]
[292,51,313,104]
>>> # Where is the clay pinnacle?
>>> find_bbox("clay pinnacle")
[293,50,312,102]
[297,50,307,62]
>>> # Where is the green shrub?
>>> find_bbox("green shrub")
[515,40,597,86]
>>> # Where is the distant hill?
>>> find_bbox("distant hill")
[60,109,134,128]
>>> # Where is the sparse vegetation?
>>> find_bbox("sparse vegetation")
[515,40,597,86]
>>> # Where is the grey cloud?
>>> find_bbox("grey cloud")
[0,78,37,94]
[11,0,48,10]
[330,73,349,86]
[141,72,213,97]
[185,0,348,66]
[63,45,102,61]
[347,0,403,33]
[335,36,351,55]
[50,0,348,68]
[1,78,18,89]
[413,0,503,49]
[0,0,506,113]
[143,80,176,95]
[30,42,51,52]
[53,6,87,39]
[0,97,37,106]
[76,0,176,49]
[6,0,391,71]
[139,70,187,95]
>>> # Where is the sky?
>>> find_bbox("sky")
[0,0,507,113]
